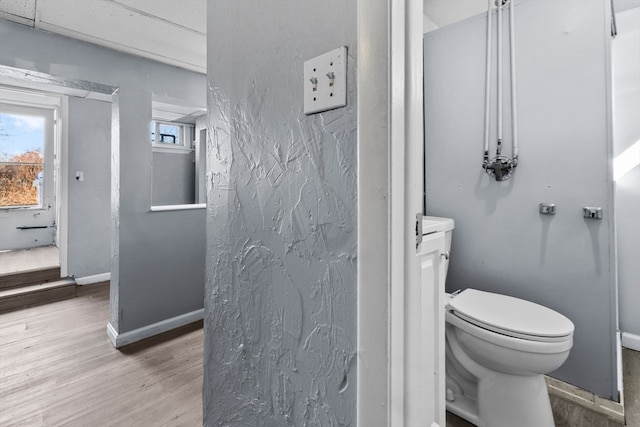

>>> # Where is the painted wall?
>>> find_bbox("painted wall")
[67,97,111,278]
[204,1,357,425]
[0,19,206,335]
[424,0,618,399]
[613,7,640,351]
[151,151,196,206]
[195,116,207,204]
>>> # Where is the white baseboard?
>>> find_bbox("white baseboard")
[75,272,110,285]
[106,308,203,348]
[622,332,640,352]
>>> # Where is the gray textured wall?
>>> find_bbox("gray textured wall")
[67,97,111,278]
[0,19,206,335]
[424,0,618,399]
[204,1,358,424]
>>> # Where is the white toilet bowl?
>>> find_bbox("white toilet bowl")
[444,289,574,427]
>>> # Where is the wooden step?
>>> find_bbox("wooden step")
[0,266,61,290]
[0,278,77,313]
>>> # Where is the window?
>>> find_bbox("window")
[0,109,48,208]
[151,120,193,152]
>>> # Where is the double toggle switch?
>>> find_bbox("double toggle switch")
[303,47,347,115]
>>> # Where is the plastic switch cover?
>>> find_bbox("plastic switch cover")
[303,46,347,115]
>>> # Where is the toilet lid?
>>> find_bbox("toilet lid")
[447,289,574,342]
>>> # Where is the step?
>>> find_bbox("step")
[0,278,77,313]
[0,266,61,290]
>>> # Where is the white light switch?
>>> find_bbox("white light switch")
[75,171,84,181]
[304,46,347,115]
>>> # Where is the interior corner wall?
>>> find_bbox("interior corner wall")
[0,19,206,337]
[613,7,640,350]
[424,0,618,399]
[67,97,111,278]
[204,1,357,425]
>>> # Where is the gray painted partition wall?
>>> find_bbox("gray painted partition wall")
[204,1,358,424]
[67,97,111,278]
[424,1,618,399]
[0,19,206,335]
[152,151,196,206]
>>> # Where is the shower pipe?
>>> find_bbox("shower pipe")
[482,0,493,166]
[483,0,519,181]
[510,0,519,167]
[497,0,503,157]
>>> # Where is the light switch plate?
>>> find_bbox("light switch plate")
[304,46,347,115]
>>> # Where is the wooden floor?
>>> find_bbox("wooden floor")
[0,283,203,427]
[0,246,59,276]
[2,281,638,427]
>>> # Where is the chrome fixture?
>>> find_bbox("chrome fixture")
[583,207,603,219]
[483,0,519,182]
[539,203,556,215]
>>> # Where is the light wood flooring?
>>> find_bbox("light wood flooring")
[0,246,59,276]
[0,283,203,427]
[2,279,638,427]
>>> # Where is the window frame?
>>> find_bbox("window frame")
[0,99,58,210]
[151,119,194,154]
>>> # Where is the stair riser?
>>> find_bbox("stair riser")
[0,267,61,290]
[0,285,77,313]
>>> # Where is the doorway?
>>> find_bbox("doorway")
[0,87,61,252]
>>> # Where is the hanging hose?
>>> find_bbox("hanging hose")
[483,0,518,181]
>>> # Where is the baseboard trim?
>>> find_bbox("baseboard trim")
[546,376,624,423]
[622,332,640,352]
[75,272,110,285]
[106,308,204,349]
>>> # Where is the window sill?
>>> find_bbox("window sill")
[1,205,44,211]
[151,145,193,154]
[150,203,205,212]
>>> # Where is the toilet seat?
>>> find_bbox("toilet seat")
[447,289,574,343]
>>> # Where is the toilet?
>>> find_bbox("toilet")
[435,218,574,427]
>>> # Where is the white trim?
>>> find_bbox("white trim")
[151,144,193,154]
[106,322,119,346]
[389,0,407,423]
[0,11,36,28]
[357,1,429,426]
[75,272,110,285]
[59,96,69,277]
[106,308,204,348]
[0,86,62,108]
[150,203,206,212]
[357,2,392,426]
[622,332,640,351]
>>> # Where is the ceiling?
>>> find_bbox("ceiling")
[0,0,638,76]
[424,0,640,29]
[0,0,206,74]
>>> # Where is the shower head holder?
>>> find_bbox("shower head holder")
[484,156,515,181]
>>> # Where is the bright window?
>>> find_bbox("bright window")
[0,112,46,207]
[151,120,193,151]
